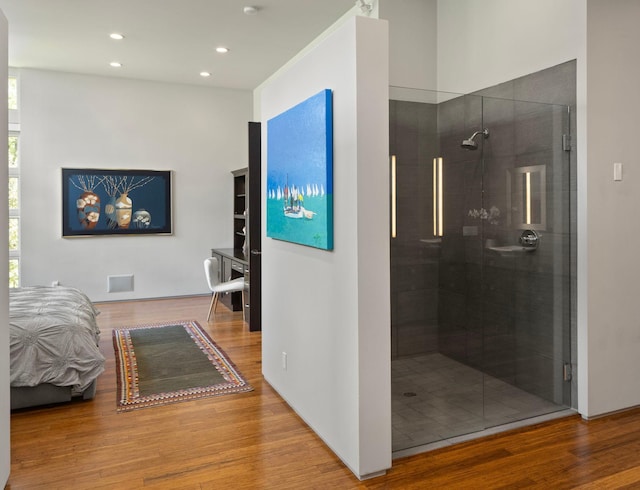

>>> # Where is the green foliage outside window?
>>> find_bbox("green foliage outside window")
[8,77,17,110]
[9,259,19,288]
[9,218,18,251]
[9,177,18,210]
[8,135,18,167]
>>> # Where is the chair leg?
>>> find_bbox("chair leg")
[213,292,219,313]
[207,292,216,321]
[241,289,246,323]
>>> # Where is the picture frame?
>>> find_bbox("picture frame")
[266,89,333,250]
[62,168,172,237]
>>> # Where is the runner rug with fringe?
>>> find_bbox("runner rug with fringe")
[113,320,252,412]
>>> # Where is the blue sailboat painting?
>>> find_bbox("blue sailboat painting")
[266,89,333,250]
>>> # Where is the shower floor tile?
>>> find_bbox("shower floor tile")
[392,352,564,451]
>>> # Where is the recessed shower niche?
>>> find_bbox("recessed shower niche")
[390,61,577,453]
[507,164,546,230]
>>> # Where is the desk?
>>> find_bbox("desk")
[210,248,249,323]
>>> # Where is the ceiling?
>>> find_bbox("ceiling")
[0,0,356,90]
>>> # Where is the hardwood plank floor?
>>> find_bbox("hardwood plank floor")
[6,295,640,489]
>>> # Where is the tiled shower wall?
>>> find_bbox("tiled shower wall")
[390,61,577,406]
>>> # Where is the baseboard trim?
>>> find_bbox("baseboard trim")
[358,470,387,481]
[581,404,640,421]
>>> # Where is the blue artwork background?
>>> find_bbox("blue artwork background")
[62,169,171,236]
[266,89,333,250]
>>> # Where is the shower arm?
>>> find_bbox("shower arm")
[470,128,490,141]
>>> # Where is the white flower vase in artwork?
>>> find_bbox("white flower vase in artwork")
[115,193,133,229]
[132,209,151,229]
[76,191,100,229]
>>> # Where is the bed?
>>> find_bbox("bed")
[9,285,105,410]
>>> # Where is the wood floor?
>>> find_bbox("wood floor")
[6,296,640,489]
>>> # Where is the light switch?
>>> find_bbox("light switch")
[614,162,623,181]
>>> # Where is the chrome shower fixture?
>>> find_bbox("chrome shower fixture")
[461,128,490,150]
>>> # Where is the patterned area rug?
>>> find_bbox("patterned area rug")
[112,320,252,412]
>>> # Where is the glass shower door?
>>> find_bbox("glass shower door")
[390,87,573,454]
[480,96,572,427]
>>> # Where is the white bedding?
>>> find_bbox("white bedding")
[10,286,105,392]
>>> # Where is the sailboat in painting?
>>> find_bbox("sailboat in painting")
[283,175,316,220]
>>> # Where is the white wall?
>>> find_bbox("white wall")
[260,16,390,479]
[437,0,582,95]
[583,0,640,417]
[0,10,10,488]
[252,5,366,121]
[379,0,437,90]
[19,70,252,301]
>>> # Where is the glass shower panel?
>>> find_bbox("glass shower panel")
[434,93,487,438]
[390,90,487,450]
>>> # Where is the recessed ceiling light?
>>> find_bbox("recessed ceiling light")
[200,71,211,77]
[110,62,122,68]
[243,6,258,15]
[109,33,124,40]
[216,47,229,54]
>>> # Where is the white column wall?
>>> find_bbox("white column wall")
[583,0,640,417]
[0,10,10,487]
[19,70,252,302]
[379,0,437,90]
[260,16,390,479]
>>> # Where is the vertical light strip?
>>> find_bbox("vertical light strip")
[391,155,397,238]
[438,157,443,237]
[525,171,531,225]
[433,157,444,237]
[433,158,437,237]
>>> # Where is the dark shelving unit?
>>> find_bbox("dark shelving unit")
[232,168,247,252]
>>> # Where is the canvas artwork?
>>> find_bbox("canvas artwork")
[266,89,333,250]
[62,168,172,237]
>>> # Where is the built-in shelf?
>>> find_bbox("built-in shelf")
[232,168,248,252]
[486,245,536,257]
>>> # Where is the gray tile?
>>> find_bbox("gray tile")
[392,353,567,451]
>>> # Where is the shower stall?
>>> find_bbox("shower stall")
[390,62,577,453]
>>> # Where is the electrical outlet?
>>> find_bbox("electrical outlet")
[282,352,287,370]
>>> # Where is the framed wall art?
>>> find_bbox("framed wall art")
[62,168,172,237]
[266,89,333,250]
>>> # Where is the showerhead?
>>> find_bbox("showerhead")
[461,138,478,150]
[461,128,489,150]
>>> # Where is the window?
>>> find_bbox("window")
[8,132,19,287]
[8,73,20,288]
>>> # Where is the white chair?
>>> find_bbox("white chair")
[204,257,246,322]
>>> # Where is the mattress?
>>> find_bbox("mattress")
[10,286,105,393]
